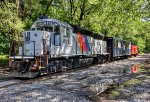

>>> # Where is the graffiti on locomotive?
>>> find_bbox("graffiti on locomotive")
[36,20,59,27]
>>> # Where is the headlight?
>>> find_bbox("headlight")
[34,64,37,67]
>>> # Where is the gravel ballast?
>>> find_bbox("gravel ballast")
[0,54,149,102]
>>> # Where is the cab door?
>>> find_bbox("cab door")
[50,25,61,57]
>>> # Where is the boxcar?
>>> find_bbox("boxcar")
[106,37,131,60]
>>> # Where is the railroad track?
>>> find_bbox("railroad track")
[0,58,134,89]
[0,59,110,89]
[0,63,94,89]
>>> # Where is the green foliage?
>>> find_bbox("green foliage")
[0,2,24,40]
[0,33,9,54]
[111,91,120,97]
[0,0,150,54]
[0,2,24,54]
[0,55,8,65]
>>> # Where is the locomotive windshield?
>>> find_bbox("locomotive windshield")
[66,27,70,37]
[45,26,53,32]
[34,20,61,33]
[36,25,60,33]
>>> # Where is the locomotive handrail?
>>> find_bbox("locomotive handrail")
[50,38,52,58]
[33,41,35,58]
[76,41,77,55]
[22,41,24,59]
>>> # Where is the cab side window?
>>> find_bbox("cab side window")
[66,28,70,37]
[62,27,70,37]
[54,26,60,34]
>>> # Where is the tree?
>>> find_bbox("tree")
[0,1,24,54]
[0,0,150,53]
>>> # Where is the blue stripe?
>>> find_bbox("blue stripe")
[85,36,90,51]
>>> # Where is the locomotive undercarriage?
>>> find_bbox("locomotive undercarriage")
[9,54,109,79]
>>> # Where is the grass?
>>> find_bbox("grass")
[124,79,142,87]
[0,55,9,66]
[109,79,142,99]
[111,91,120,97]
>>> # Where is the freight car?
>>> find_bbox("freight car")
[9,18,132,78]
[131,45,138,56]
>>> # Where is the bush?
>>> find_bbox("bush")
[0,55,9,66]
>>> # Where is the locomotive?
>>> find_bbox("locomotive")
[9,18,134,78]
